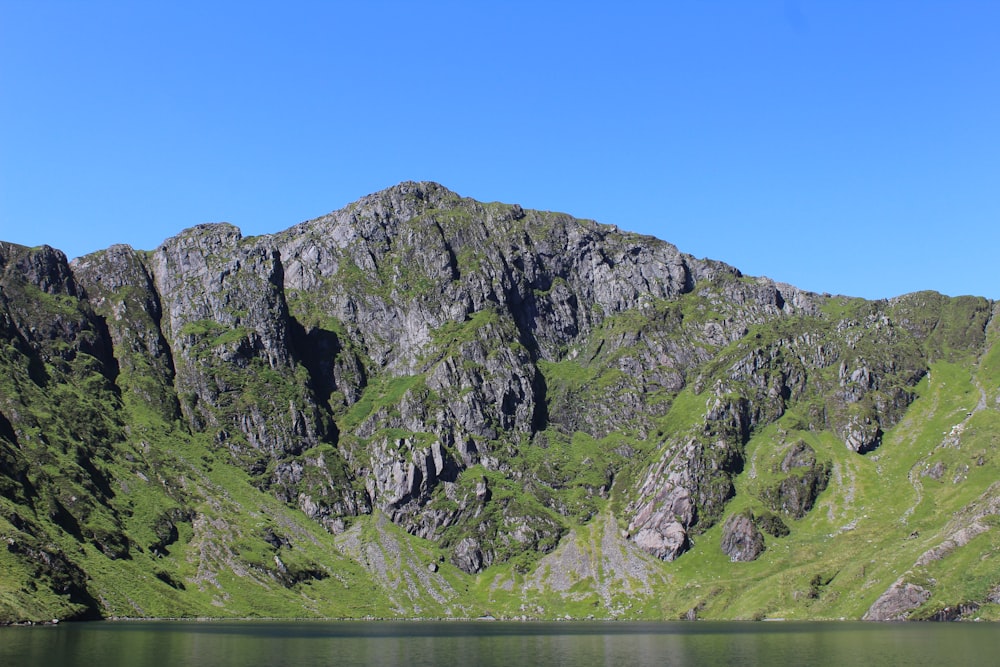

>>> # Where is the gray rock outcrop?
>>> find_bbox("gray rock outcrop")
[1,180,993,619]
[720,512,765,562]
[863,579,931,621]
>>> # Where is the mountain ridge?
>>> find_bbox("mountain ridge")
[1,181,998,622]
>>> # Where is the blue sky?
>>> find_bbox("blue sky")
[1,1,997,300]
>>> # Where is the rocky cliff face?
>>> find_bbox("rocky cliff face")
[1,182,998,622]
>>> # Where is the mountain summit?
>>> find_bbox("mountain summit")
[1,182,997,622]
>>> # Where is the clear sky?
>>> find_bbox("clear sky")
[1,1,997,300]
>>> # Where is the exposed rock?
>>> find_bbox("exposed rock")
[762,468,830,519]
[922,461,946,481]
[781,441,816,472]
[0,182,993,623]
[753,510,790,538]
[720,512,765,562]
[149,225,313,452]
[842,413,882,454]
[863,579,931,621]
[367,437,454,517]
[915,524,990,568]
[521,513,669,615]
[72,245,180,421]
[925,602,980,621]
[762,443,831,519]
[1,242,115,375]
[626,440,698,560]
[452,537,486,574]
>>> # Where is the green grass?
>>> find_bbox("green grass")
[598,357,1000,621]
[3,230,999,624]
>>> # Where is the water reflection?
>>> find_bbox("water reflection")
[1,620,997,667]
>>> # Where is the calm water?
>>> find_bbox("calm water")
[1,620,997,666]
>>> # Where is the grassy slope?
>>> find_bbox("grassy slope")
[657,359,992,620]
[6,325,998,623]
[480,351,1000,621]
[3,232,998,623]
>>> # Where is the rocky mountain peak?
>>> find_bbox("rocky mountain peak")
[0,183,996,623]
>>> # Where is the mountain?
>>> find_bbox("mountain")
[1,181,998,623]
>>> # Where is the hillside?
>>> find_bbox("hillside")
[1,181,998,622]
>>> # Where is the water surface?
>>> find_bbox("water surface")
[2,620,996,666]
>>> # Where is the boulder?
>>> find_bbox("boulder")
[720,512,765,562]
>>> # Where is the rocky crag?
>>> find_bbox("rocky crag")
[1,182,999,622]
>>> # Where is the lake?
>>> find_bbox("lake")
[1,620,997,666]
